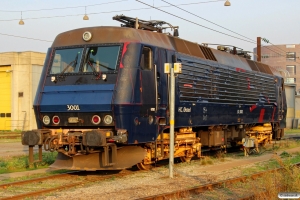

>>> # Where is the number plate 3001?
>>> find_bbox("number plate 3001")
[67,105,80,111]
[68,117,79,123]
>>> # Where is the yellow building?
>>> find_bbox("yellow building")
[0,52,46,131]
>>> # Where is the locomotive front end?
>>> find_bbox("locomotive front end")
[21,28,146,170]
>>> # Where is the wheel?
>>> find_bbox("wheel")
[180,156,192,163]
[136,162,152,170]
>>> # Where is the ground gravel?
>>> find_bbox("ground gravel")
[39,157,254,200]
[38,145,300,200]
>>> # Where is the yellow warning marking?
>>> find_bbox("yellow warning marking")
[170,120,174,125]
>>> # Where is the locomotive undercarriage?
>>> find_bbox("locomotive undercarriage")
[21,122,281,170]
[134,123,279,169]
[137,127,202,170]
[21,128,147,170]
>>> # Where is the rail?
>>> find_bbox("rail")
[0,170,133,200]
[139,162,300,200]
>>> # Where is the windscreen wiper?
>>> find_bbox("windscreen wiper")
[98,63,115,70]
[57,54,78,79]
[87,59,100,76]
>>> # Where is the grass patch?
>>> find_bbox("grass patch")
[201,157,214,165]
[198,156,300,200]
[284,129,300,134]
[0,152,57,174]
[0,138,21,143]
[0,130,22,134]
[250,157,300,199]
[241,152,300,176]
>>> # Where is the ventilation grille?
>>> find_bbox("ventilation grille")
[178,57,276,105]
[199,45,217,61]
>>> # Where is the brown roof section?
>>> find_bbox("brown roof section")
[52,26,280,77]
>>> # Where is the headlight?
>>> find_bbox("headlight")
[43,115,50,125]
[103,115,113,124]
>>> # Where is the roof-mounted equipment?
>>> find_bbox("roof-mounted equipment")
[113,14,179,37]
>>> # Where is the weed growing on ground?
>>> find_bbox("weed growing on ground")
[200,157,213,165]
[0,138,21,143]
[0,152,57,174]
[250,156,300,199]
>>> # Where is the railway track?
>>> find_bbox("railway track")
[139,162,300,200]
[0,135,20,139]
[0,170,133,200]
[0,138,298,199]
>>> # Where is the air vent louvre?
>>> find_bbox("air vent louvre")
[199,45,217,61]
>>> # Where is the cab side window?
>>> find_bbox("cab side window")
[140,47,152,70]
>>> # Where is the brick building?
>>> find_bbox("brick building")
[254,44,300,93]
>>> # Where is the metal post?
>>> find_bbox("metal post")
[257,37,261,62]
[169,66,175,178]
[29,145,34,165]
[38,145,43,161]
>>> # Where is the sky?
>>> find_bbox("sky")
[0,0,299,59]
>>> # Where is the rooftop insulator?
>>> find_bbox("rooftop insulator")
[173,28,179,37]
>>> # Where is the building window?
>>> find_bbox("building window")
[140,47,152,70]
[286,78,296,83]
[286,65,296,75]
[286,52,296,61]
[18,92,23,97]
[262,54,269,59]
[5,113,11,118]
[0,113,5,118]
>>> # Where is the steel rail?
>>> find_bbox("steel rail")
[139,162,300,200]
[0,172,78,189]
[0,170,133,200]
[0,135,20,139]
[1,182,81,200]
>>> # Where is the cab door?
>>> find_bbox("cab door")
[138,46,157,141]
[140,46,156,116]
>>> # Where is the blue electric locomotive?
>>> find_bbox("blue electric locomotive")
[21,15,287,170]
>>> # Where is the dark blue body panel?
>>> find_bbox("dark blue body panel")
[40,84,114,112]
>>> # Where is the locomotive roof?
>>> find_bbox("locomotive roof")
[52,26,281,77]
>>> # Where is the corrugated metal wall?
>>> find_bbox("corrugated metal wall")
[0,66,11,130]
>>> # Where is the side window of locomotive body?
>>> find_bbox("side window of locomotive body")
[140,47,152,70]
[83,46,120,73]
[50,48,83,74]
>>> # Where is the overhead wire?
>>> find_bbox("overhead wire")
[157,0,300,66]
[0,0,128,13]
[0,1,229,22]
[261,42,300,65]
[135,0,256,44]
[0,0,298,66]
[263,41,300,65]
[161,0,257,44]
[0,33,52,42]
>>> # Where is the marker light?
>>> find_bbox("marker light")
[91,115,101,125]
[52,116,60,125]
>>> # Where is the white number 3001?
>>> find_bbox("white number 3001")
[67,105,80,111]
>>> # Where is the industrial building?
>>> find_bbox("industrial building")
[0,52,46,131]
[253,44,300,128]
[254,44,300,92]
